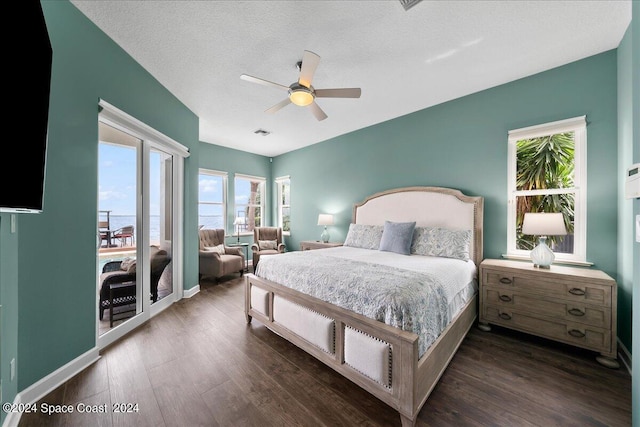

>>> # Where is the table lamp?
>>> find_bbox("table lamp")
[521,212,567,269]
[233,217,245,243]
[317,214,334,243]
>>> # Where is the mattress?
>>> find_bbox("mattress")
[255,246,477,357]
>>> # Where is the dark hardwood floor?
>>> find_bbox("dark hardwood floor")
[20,276,631,427]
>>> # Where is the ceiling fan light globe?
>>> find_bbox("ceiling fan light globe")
[289,89,314,106]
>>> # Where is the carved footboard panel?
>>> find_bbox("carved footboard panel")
[245,273,477,426]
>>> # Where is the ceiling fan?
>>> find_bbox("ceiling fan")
[240,50,361,121]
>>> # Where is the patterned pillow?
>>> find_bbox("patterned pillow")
[343,224,384,250]
[258,240,278,250]
[411,227,472,261]
[204,244,226,255]
[379,221,416,255]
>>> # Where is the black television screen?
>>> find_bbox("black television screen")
[1,2,52,213]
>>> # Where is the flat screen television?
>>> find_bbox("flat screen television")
[1,2,52,213]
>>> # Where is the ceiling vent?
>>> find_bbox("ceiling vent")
[254,129,270,136]
[399,0,422,11]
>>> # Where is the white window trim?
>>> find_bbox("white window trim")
[506,115,588,264]
[198,168,228,233]
[234,173,266,235]
[275,175,291,235]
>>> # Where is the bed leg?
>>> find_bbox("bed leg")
[400,413,416,427]
[245,313,252,323]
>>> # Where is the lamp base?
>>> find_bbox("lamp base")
[530,236,555,269]
[320,227,330,243]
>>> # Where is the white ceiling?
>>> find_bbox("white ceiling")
[70,1,631,157]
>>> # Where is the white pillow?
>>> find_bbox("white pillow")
[204,244,226,255]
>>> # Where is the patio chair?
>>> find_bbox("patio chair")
[113,225,134,247]
[98,245,171,326]
[99,220,111,247]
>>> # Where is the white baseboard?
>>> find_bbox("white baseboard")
[183,284,200,298]
[3,347,100,427]
[3,394,22,427]
[617,338,632,375]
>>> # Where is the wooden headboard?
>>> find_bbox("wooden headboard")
[352,186,484,266]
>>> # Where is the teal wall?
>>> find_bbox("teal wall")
[12,1,199,394]
[198,143,272,257]
[274,51,619,277]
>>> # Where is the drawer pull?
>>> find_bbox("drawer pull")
[499,277,513,285]
[568,288,585,296]
[498,312,512,320]
[568,308,585,317]
[568,329,585,338]
[499,294,512,302]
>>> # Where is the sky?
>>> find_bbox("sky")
[98,143,162,216]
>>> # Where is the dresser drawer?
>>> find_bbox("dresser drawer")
[483,287,611,329]
[482,305,612,354]
[483,269,611,307]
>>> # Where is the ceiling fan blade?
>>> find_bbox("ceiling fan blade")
[240,74,289,91]
[315,88,362,98]
[308,101,328,121]
[298,50,321,88]
[265,98,291,114]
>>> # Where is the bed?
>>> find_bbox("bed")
[244,186,484,426]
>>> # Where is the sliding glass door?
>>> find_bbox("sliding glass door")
[96,100,188,348]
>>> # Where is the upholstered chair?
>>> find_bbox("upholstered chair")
[199,229,245,281]
[251,227,286,272]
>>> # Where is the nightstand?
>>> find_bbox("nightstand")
[299,241,343,251]
[478,259,619,369]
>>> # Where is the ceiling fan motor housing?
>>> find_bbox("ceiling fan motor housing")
[288,83,315,106]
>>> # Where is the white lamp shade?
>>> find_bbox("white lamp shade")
[234,217,246,225]
[522,213,567,236]
[317,214,334,226]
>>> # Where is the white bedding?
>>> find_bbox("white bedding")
[256,246,477,357]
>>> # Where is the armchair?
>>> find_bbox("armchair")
[251,227,286,272]
[199,229,245,282]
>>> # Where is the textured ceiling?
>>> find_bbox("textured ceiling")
[71,1,631,157]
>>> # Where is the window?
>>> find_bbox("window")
[234,174,265,234]
[276,176,291,234]
[507,116,587,263]
[199,169,227,231]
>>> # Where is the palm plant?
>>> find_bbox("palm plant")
[516,132,575,250]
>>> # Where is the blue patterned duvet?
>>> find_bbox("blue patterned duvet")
[255,247,476,357]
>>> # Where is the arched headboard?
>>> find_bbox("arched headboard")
[352,186,484,266]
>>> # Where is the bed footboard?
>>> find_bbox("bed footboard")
[245,273,477,426]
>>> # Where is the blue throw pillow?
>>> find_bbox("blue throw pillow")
[379,221,416,255]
